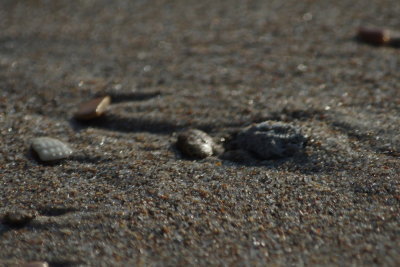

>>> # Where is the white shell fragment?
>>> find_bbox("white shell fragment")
[31,137,73,161]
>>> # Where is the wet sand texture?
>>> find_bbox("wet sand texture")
[0,0,399,266]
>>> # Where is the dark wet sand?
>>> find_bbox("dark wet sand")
[0,0,399,266]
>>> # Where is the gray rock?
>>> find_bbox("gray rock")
[31,137,73,161]
[235,121,306,159]
[177,129,216,159]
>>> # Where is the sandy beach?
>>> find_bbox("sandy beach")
[0,0,399,266]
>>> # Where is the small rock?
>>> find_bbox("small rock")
[74,96,111,120]
[21,261,49,267]
[235,121,306,159]
[2,210,38,228]
[31,137,73,161]
[177,129,216,159]
[357,27,391,46]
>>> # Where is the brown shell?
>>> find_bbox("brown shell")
[74,96,111,120]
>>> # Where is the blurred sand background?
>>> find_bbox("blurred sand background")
[0,0,399,266]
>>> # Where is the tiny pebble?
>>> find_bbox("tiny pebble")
[235,121,306,159]
[177,129,215,159]
[31,137,73,161]
[21,261,49,267]
[2,210,38,227]
[74,96,111,120]
[357,27,391,46]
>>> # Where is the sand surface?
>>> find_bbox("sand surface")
[0,0,399,266]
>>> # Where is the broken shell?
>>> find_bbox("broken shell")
[74,96,111,120]
[357,27,391,46]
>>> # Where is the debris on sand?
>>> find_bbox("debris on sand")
[74,96,111,120]
[177,129,217,159]
[235,121,306,159]
[31,137,73,162]
[357,27,400,47]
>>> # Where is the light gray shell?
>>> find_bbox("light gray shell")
[31,137,73,161]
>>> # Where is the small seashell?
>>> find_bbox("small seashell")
[31,137,73,161]
[357,27,391,46]
[177,129,215,159]
[74,96,111,120]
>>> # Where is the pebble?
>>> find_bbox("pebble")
[357,27,391,46]
[74,95,111,120]
[235,121,306,159]
[31,137,73,161]
[2,210,38,227]
[21,261,49,267]
[177,129,215,159]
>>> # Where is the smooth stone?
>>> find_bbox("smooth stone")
[2,210,38,227]
[235,121,306,159]
[31,137,73,161]
[74,95,111,120]
[177,129,215,159]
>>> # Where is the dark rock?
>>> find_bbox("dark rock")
[235,121,306,159]
[177,129,216,159]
